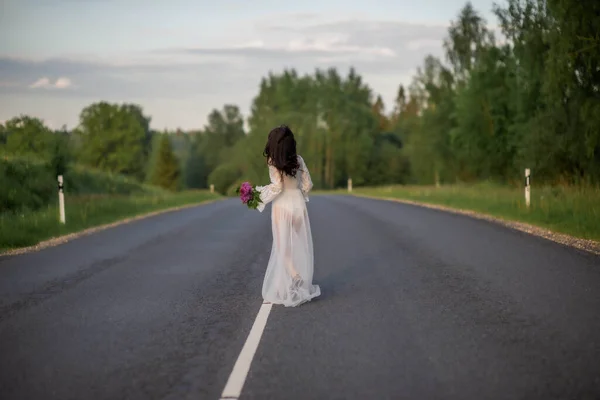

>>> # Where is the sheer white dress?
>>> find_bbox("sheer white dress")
[256,155,321,307]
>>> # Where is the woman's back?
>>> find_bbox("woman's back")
[282,174,298,190]
[280,155,305,191]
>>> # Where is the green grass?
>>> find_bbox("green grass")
[352,183,600,242]
[0,190,221,252]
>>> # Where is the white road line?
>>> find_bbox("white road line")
[219,302,273,400]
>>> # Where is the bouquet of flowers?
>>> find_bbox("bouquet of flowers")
[235,181,262,210]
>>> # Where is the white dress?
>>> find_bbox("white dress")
[256,155,321,307]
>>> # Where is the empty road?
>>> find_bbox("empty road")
[1,195,599,399]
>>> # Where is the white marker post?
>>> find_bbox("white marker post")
[525,168,531,208]
[347,178,352,193]
[210,184,214,194]
[58,175,66,224]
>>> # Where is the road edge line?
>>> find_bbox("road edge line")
[1,199,221,258]
[352,193,600,256]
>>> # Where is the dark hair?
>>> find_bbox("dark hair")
[263,125,300,178]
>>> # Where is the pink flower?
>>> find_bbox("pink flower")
[239,182,253,203]
[240,182,252,195]
[236,181,261,209]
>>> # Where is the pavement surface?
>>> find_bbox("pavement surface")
[1,195,599,400]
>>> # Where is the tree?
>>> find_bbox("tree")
[372,95,389,132]
[404,55,457,184]
[2,116,54,157]
[541,0,600,182]
[390,85,408,127]
[0,123,6,146]
[451,44,516,181]
[49,127,72,177]
[184,133,209,189]
[150,134,181,191]
[241,67,381,189]
[444,2,491,83]
[75,102,151,180]
[198,105,246,175]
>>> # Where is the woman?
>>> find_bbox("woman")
[256,125,321,307]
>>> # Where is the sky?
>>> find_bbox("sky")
[0,0,498,131]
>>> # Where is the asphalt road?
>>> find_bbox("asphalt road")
[1,195,599,400]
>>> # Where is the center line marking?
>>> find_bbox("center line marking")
[219,302,273,400]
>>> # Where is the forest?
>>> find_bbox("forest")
[1,0,599,203]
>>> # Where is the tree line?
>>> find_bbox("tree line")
[1,0,598,196]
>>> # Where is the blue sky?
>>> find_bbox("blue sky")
[0,0,498,130]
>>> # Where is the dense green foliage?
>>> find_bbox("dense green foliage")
[76,102,152,181]
[0,158,56,212]
[149,135,182,191]
[0,157,163,213]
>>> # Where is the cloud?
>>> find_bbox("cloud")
[0,55,238,99]
[259,18,448,45]
[29,77,51,88]
[1,17,449,89]
[156,18,448,76]
[138,19,447,89]
[0,55,220,77]
[29,76,73,89]
[406,38,444,51]
[54,77,72,88]
[174,40,396,60]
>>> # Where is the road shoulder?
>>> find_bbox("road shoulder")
[1,199,222,258]
[352,193,600,256]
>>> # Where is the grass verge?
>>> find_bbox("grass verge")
[352,183,600,243]
[1,190,221,253]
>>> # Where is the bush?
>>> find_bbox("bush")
[67,165,162,196]
[208,163,240,195]
[0,158,55,212]
[227,180,244,197]
[49,133,71,177]
[0,158,165,213]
